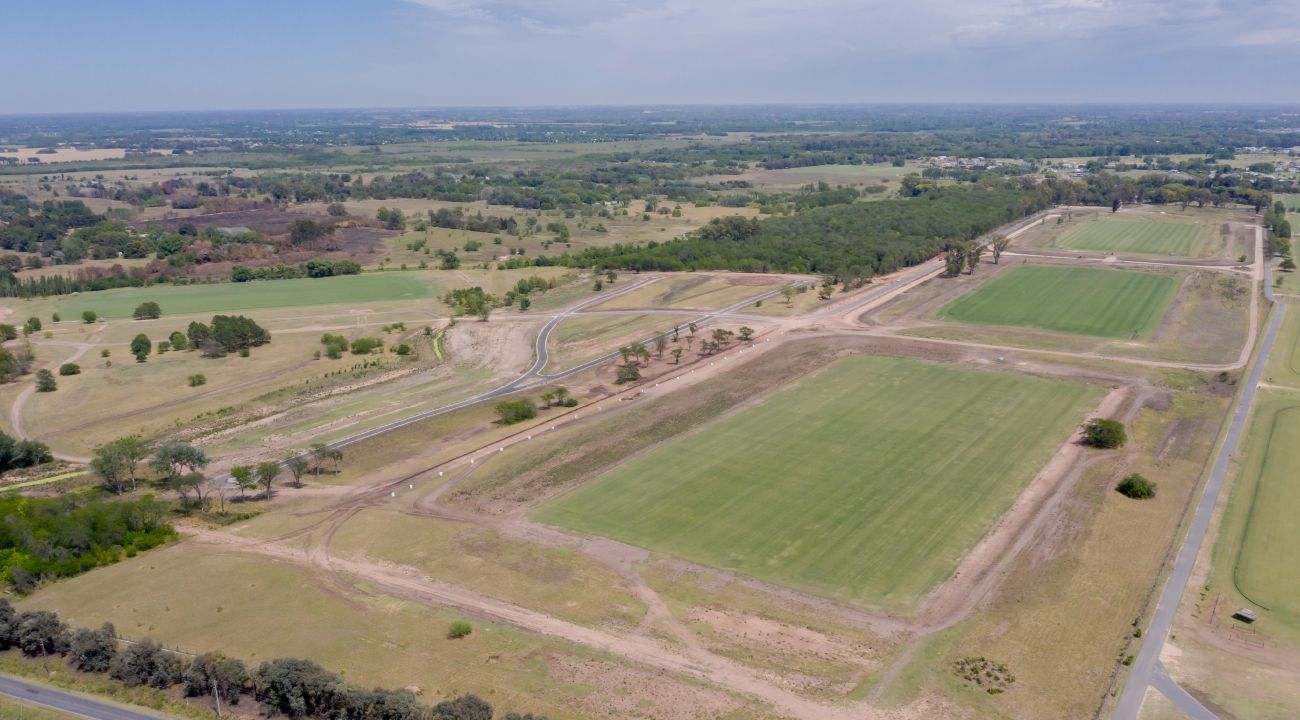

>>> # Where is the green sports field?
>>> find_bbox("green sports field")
[45,272,437,319]
[939,265,1179,338]
[1056,219,1211,256]
[534,356,1099,610]
[1228,401,1300,626]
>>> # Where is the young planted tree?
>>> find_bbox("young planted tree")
[964,242,984,274]
[655,334,668,359]
[738,326,754,342]
[256,461,280,498]
[231,466,256,500]
[540,390,556,408]
[34,369,56,392]
[309,442,329,476]
[130,333,151,363]
[671,347,683,364]
[991,234,1010,264]
[286,456,309,487]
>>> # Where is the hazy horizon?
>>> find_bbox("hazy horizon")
[5,0,1300,114]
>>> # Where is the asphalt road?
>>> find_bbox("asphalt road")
[1113,248,1282,720]
[0,674,164,720]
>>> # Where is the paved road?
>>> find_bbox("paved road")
[0,674,165,720]
[1113,245,1282,720]
[1152,662,1218,720]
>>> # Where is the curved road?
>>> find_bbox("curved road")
[1113,227,1278,720]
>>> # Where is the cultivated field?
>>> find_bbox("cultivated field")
[535,355,1100,610]
[1055,218,1211,257]
[939,265,1179,338]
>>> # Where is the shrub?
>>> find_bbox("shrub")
[109,638,184,688]
[320,333,348,359]
[495,399,537,425]
[1116,473,1156,499]
[188,374,206,387]
[168,331,188,351]
[68,623,118,673]
[447,620,473,639]
[615,364,640,384]
[350,337,383,355]
[15,611,70,656]
[184,652,250,704]
[395,343,412,356]
[82,310,97,324]
[1081,418,1126,449]
[35,369,56,392]
[58,363,80,376]
[434,694,492,720]
[132,302,162,320]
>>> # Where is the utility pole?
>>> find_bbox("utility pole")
[212,677,222,717]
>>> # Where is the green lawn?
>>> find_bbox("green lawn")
[534,356,1099,610]
[939,265,1179,338]
[47,272,437,319]
[1055,218,1211,256]
[1230,402,1300,626]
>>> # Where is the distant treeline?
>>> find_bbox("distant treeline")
[530,185,1045,277]
[231,259,362,282]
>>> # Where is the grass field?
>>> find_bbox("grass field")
[1056,218,1211,256]
[1221,397,1300,628]
[940,265,1179,338]
[545,313,683,373]
[41,272,437,320]
[1276,193,1300,214]
[534,355,1099,610]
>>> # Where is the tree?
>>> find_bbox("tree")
[184,652,249,706]
[34,369,56,392]
[82,310,97,324]
[310,442,329,476]
[781,286,796,305]
[616,364,640,384]
[286,456,309,487]
[539,390,556,408]
[110,638,183,688]
[671,347,683,364]
[168,331,189,351]
[92,436,149,494]
[15,611,69,656]
[231,466,256,500]
[168,472,208,508]
[990,234,1010,264]
[964,241,983,274]
[1081,418,1127,449]
[151,442,209,479]
[187,321,212,349]
[326,202,347,217]
[655,334,668,358]
[738,326,754,342]
[24,317,40,334]
[1112,198,1121,213]
[130,333,151,362]
[132,302,161,320]
[68,623,118,673]
[553,386,571,406]
[495,398,537,424]
[433,694,493,720]
[944,245,965,277]
[256,461,280,498]
[1116,473,1156,499]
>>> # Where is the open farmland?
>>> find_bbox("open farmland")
[1055,218,1211,256]
[535,355,1100,610]
[939,265,1178,338]
[1215,394,1300,633]
[41,272,437,320]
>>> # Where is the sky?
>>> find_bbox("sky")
[4,0,1300,113]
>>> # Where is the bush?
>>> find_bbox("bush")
[82,310,97,324]
[494,399,536,425]
[434,694,493,720]
[188,374,206,387]
[168,331,189,351]
[350,337,383,355]
[447,620,473,640]
[1116,473,1156,499]
[35,369,56,392]
[58,363,80,376]
[321,333,348,359]
[15,611,70,656]
[1082,418,1127,449]
[68,623,118,673]
[615,364,640,384]
[395,343,412,356]
[184,652,250,705]
[132,301,162,320]
[109,638,184,688]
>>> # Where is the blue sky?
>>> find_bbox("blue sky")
[4,0,1299,113]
